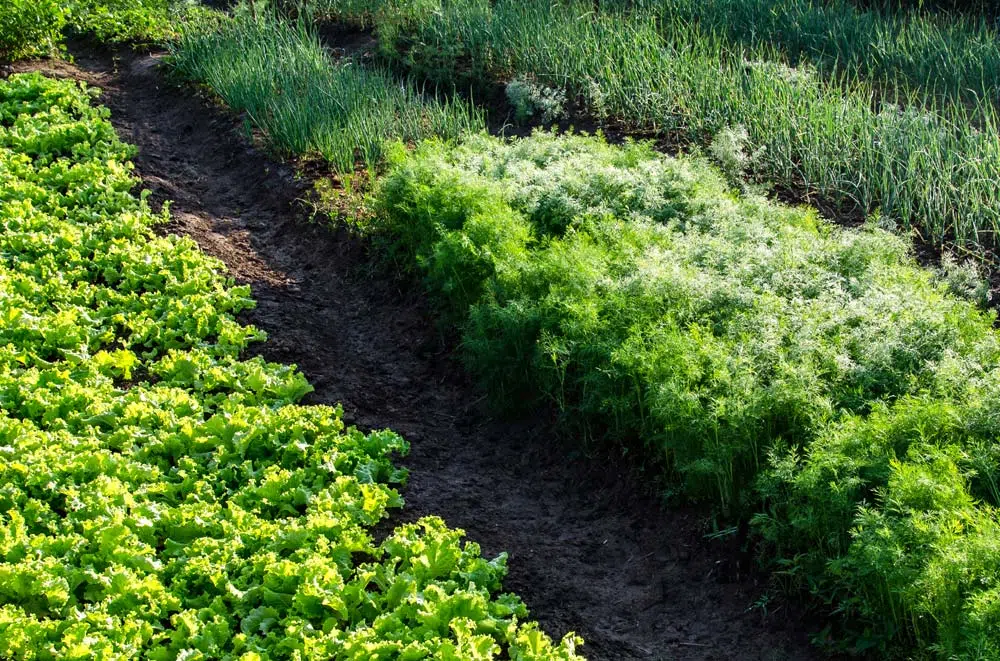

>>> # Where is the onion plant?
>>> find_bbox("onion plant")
[170,4,484,174]
[315,0,1000,252]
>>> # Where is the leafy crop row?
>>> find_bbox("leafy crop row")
[0,0,218,62]
[318,0,1000,108]
[371,131,1000,658]
[63,0,221,46]
[0,73,582,661]
[313,0,1000,253]
[0,0,65,61]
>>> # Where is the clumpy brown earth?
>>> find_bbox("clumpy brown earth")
[13,47,829,661]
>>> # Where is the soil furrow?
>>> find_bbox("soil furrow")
[16,47,825,661]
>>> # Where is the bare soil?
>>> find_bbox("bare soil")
[13,47,830,661]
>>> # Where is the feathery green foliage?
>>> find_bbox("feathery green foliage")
[373,130,1000,657]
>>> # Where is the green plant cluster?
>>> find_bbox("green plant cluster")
[0,73,583,661]
[373,130,1000,658]
[313,0,1000,253]
[169,8,484,174]
[64,0,221,46]
[861,0,998,18]
[619,0,1000,106]
[0,0,219,63]
[320,0,1000,108]
[0,0,66,62]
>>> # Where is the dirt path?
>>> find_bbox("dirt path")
[15,48,826,661]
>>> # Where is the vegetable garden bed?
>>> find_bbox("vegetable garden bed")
[0,72,583,661]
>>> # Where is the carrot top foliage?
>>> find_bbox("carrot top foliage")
[373,130,1000,658]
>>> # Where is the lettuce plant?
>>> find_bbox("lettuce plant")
[0,74,583,661]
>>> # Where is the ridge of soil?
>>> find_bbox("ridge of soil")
[13,47,828,661]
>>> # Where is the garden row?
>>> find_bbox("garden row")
[0,72,583,660]
[371,130,1000,660]
[317,0,1000,107]
[0,0,222,62]
[169,10,482,174]
[621,0,1000,103]
[168,7,1000,657]
[311,0,1000,253]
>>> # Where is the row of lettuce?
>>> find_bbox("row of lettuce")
[0,73,584,660]
[166,7,1000,657]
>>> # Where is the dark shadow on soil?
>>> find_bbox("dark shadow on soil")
[12,48,830,661]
